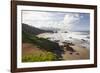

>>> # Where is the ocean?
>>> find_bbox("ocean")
[37,31,90,49]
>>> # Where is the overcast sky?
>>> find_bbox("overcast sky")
[22,10,90,31]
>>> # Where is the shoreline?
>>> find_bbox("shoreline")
[61,44,90,60]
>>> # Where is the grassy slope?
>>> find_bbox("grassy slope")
[22,31,61,62]
[22,31,61,51]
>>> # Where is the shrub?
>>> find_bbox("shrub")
[22,51,58,62]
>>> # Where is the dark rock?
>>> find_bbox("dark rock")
[76,52,79,55]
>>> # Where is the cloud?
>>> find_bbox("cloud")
[22,11,63,27]
[22,11,52,21]
[62,13,80,30]
[22,11,81,31]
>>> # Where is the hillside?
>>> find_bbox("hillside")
[22,23,53,35]
[22,23,64,62]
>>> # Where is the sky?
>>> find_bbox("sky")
[22,10,90,31]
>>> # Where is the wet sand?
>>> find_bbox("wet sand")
[62,44,90,60]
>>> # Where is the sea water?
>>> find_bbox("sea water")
[37,31,90,49]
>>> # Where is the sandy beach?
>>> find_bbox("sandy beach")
[62,44,89,60]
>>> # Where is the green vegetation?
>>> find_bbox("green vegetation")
[22,31,62,62]
[22,31,60,52]
[22,51,58,62]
